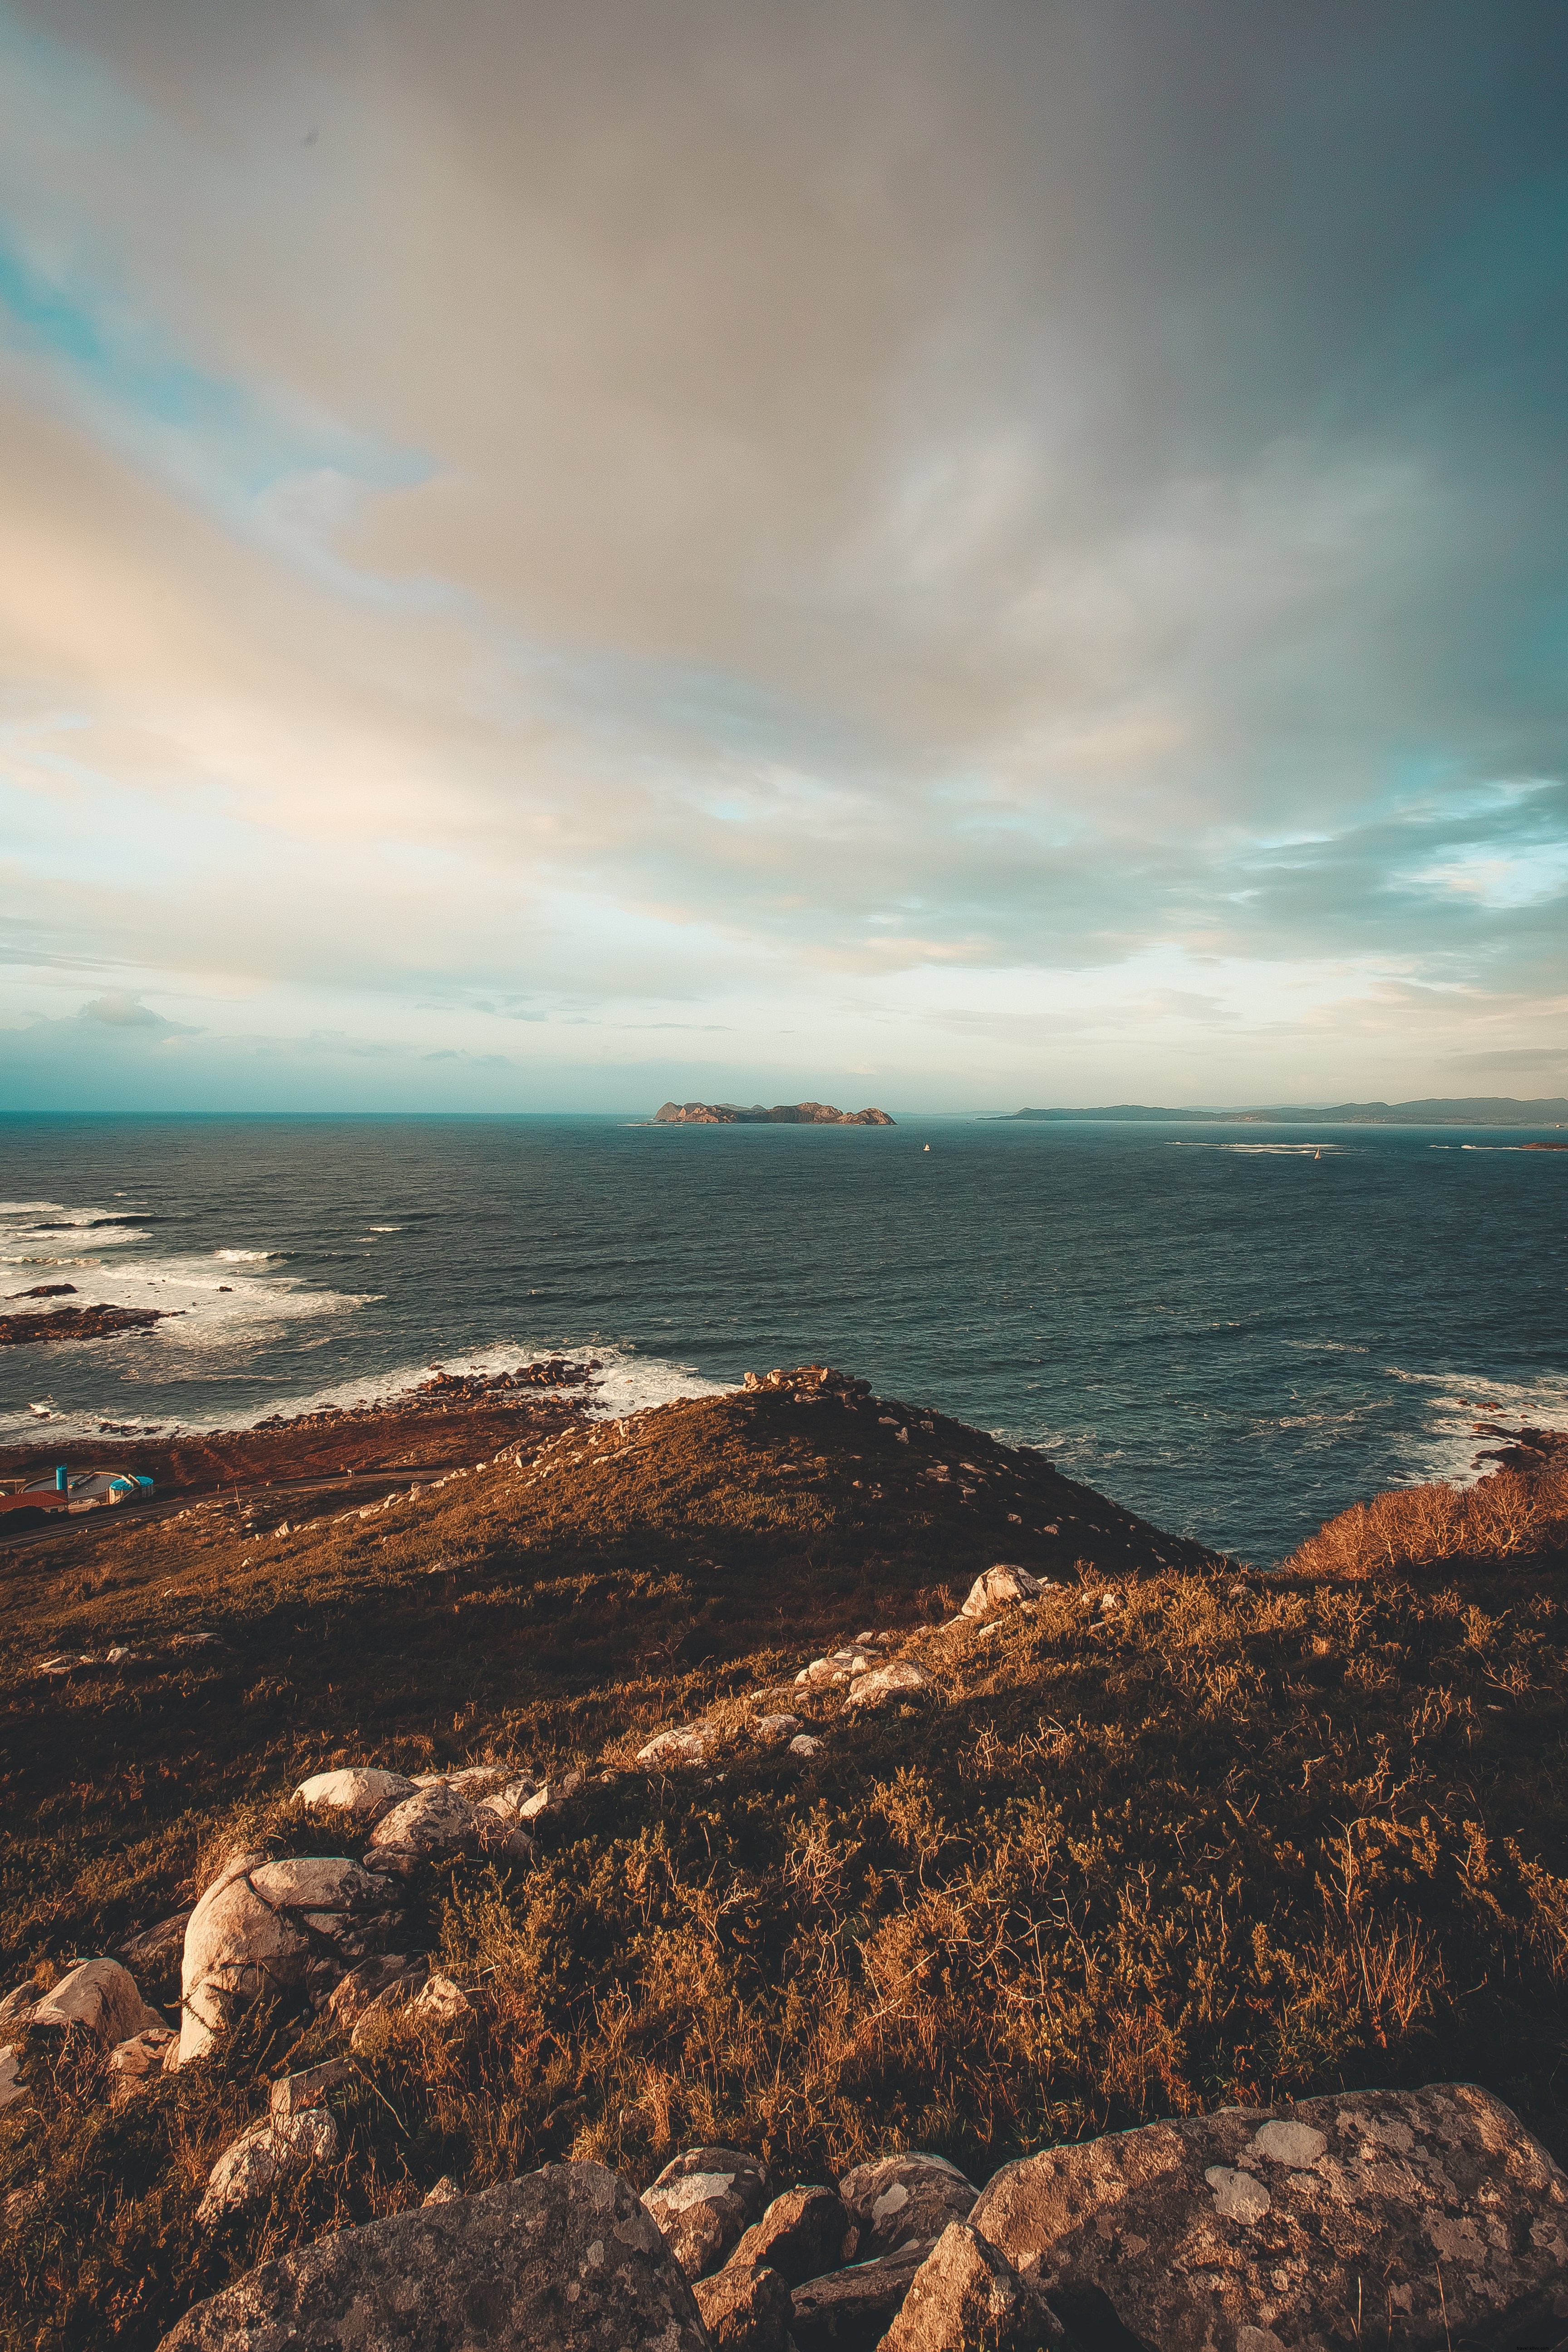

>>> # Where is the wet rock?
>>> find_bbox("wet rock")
[836,2152,976,2259]
[959,1566,1043,1621]
[160,2160,712,2349]
[843,1661,932,1712]
[196,2108,340,2224]
[968,2082,1568,2352]
[730,2184,850,2287]
[692,2260,793,2350]
[880,2223,1059,2351]
[294,1767,415,1822]
[31,1957,164,2045]
[177,1851,402,2065]
[365,1783,477,1871]
[788,2238,926,2350]
[643,2145,771,2277]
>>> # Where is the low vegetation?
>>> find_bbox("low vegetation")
[2,1374,1566,2349]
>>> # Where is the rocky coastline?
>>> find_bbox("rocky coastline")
[0,1300,173,1348]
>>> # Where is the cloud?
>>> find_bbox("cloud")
[0,0,1565,1105]
[75,990,196,1031]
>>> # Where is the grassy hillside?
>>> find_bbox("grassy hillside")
[2,1368,1566,2350]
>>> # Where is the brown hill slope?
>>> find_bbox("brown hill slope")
[1,1370,1566,2351]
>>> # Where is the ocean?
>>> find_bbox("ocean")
[1,1112,1564,1563]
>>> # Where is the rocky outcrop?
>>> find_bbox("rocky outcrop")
[653,1102,894,1126]
[176,1851,402,2064]
[30,1957,164,2045]
[880,2222,1058,2352]
[159,2161,713,2349]
[643,2146,772,2277]
[836,2152,977,2260]
[968,2082,1568,2352]
[0,1302,172,1346]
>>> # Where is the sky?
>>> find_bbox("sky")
[1,0,1566,1115]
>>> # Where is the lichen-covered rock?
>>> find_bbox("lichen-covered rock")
[968,2082,1568,2352]
[196,2108,340,2224]
[692,2260,792,2349]
[364,1783,477,1870]
[836,2151,976,2259]
[959,1565,1043,1621]
[31,1958,164,2046]
[787,2238,927,2350]
[294,1767,414,1822]
[160,2161,713,2349]
[880,2223,1059,2351]
[644,2146,771,2277]
[843,1661,931,1712]
[177,1851,401,2065]
[730,2185,850,2287]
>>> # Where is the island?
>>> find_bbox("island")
[653,1100,894,1125]
[999,1095,1568,1127]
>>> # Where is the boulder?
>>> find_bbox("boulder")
[836,2152,977,2259]
[413,1971,473,2023]
[107,2026,177,2095]
[325,1950,420,2032]
[692,2260,793,2350]
[637,1730,707,1768]
[753,1715,801,1743]
[196,2107,340,2224]
[160,2160,713,2349]
[790,1735,825,1759]
[0,2048,20,2111]
[968,2082,1568,2352]
[644,2146,771,2277]
[294,1767,415,1822]
[843,1662,931,1712]
[788,2239,926,2350]
[880,2223,1059,2351]
[177,1851,402,2065]
[365,1784,477,1871]
[31,1958,164,2045]
[516,1769,585,1818]
[730,2185,850,2287]
[117,1912,192,1977]
[959,1566,1042,1621]
[0,1985,35,2029]
[269,2059,350,2121]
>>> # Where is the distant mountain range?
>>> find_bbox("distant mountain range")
[1000,1097,1568,1126]
[653,1100,895,1125]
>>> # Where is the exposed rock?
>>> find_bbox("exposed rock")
[349,1962,434,2049]
[880,2223,1059,2351]
[788,2238,926,2350]
[968,2081,1568,2352]
[294,1767,415,1822]
[692,2260,793,2350]
[117,1912,192,1976]
[365,1783,477,1871]
[0,1985,36,2029]
[516,1769,585,1819]
[423,2175,461,2205]
[0,2048,20,2111]
[161,2160,713,2349]
[107,2025,177,2095]
[326,1950,421,2033]
[754,1714,802,1742]
[836,2152,977,2259]
[843,1661,932,1712]
[656,1101,893,1126]
[790,1735,825,1758]
[196,2107,340,2224]
[730,2184,850,2287]
[959,1565,1044,1621]
[412,1971,473,2023]
[177,1851,402,2065]
[269,2058,350,2121]
[637,1728,708,1768]
[31,1957,164,2045]
[643,2145,771,2277]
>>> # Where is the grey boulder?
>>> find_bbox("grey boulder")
[692,2260,794,2350]
[644,2144,772,2277]
[31,1958,164,2045]
[880,2223,1060,2351]
[365,1783,477,1871]
[177,1851,402,2064]
[836,2151,976,2259]
[158,2161,713,2350]
[729,2184,850,2286]
[968,2082,1568,2352]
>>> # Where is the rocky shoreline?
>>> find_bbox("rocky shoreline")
[0,1300,173,1348]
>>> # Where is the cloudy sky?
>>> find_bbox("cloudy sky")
[2,0,1565,1112]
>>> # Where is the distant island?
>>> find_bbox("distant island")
[999,1096,1568,1127]
[653,1100,895,1126]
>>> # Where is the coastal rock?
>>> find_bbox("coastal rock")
[836,2152,977,2259]
[967,2081,1568,2352]
[294,1767,415,1822]
[177,1851,401,2065]
[692,2261,793,2350]
[843,1661,932,1712]
[730,2185,850,2286]
[30,1957,164,2046]
[880,2223,1058,2352]
[160,2160,712,2349]
[787,2238,927,2350]
[959,1566,1043,1621]
[365,1783,477,1870]
[196,2108,340,2224]
[643,2146,771,2277]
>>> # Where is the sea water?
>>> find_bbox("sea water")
[1,1113,1563,1563]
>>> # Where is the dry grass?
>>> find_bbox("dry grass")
[2,1379,1567,2349]
[1287,1455,1568,1579]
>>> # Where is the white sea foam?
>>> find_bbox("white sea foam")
[1169,1141,1353,1156]
[213,1248,279,1262]
[1382,1366,1568,1490]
